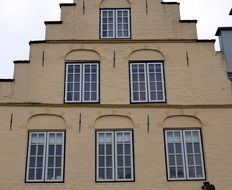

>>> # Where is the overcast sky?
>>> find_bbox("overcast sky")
[0,0,231,78]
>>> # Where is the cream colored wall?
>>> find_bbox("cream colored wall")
[46,0,197,40]
[0,0,232,190]
[0,106,231,190]
[0,41,231,104]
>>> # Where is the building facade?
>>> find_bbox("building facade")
[0,1,232,190]
[216,9,232,87]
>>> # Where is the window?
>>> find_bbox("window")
[130,62,166,103]
[65,63,99,103]
[164,129,205,181]
[96,131,134,182]
[100,9,130,39]
[26,132,65,182]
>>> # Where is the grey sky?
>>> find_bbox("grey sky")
[0,0,231,78]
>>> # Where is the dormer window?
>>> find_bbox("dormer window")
[100,9,131,39]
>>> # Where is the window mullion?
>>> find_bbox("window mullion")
[45,132,49,182]
[114,10,116,38]
[160,63,166,101]
[81,64,85,102]
[144,63,148,102]
[114,132,117,180]
[146,63,151,102]
[183,130,189,180]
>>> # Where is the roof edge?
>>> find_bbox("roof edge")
[161,2,180,5]
[216,27,232,36]
[44,21,63,25]
[0,79,14,82]
[196,39,216,43]
[14,60,30,64]
[59,3,76,8]
[180,20,198,23]
[29,40,47,45]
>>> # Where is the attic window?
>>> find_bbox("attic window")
[100,9,131,39]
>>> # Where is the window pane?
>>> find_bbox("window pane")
[194,143,200,153]
[188,167,195,178]
[169,167,176,178]
[125,156,131,166]
[99,156,105,167]
[125,144,131,154]
[99,168,105,179]
[187,155,194,165]
[177,167,184,178]
[117,156,123,166]
[125,168,132,179]
[117,168,124,179]
[106,133,112,143]
[47,169,54,180]
[196,166,203,177]
[117,144,123,154]
[48,157,54,167]
[31,134,37,143]
[186,143,193,153]
[29,169,35,180]
[168,143,174,153]
[106,168,113,179]
[29,157,35,167]
[106,144,112,155]
[195,154,202,165]
[49,145,55,155]
[55,169,62,180]
[30,145,36,155]
[36,169,43,180]
[133,92,139,101]
[106,156,112,167]
[99,144,104,155]
[175,143,182,153]
[169,155,175,166]
[56,157,62,167]
[37,157,43,167]
[116,133,123,143]
[68,65,73,73]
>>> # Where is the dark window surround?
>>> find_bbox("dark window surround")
[95,129,135,183]
[25,131,66,183]
[129,61,167,104]
[64,61,100,104]
[99,8,132,39]
[163,128,207,181]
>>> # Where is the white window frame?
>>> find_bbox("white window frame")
[26,132,65,183]
[147,62,166,102]
[130,62,166,103]
[164,129,205,181]
[100,9,131,39]
[115,9,131,38]
[65,63,99,103]
[130,63,148,103]
[96,131,134,182]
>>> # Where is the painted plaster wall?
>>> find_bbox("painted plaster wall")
[0,106,232,190]
[0,0,232,190]
[0,42,231,104]
[46,0,197,40]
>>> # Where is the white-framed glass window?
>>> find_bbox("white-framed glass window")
[26,132,65,182]
[101,9,130,39]
[130,62,166,103]
[96,131,134,182]
[65,63,99,103]
[164,129,205,181]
